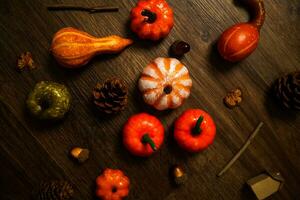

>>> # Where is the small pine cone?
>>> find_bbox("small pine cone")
[37,180,74,200]
[93,78,128,114]
[274,71,300,110]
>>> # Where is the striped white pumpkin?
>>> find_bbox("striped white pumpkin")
[138,57,192,110]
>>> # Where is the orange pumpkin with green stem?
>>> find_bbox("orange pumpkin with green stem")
[123,113,164,157]
[174,109,216,153]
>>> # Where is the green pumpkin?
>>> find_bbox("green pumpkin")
[26,81,71,120]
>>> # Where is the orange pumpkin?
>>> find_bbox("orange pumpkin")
[96,168,130,200]
[138,57,192,110]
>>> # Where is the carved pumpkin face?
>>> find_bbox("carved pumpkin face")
[138,57,192,110]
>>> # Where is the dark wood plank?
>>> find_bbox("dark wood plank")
[0,0,300,199]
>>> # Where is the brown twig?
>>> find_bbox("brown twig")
[217,122,264,177]
[47,5,119,13]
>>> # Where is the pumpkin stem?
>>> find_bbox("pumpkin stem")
[163,85,173,94]
[141,9,157,24]
[193,116,203,135]
[112,186,117,193]
[141,134,157,151]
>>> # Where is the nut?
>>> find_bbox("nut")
[223,88,242,108]
[70,147,89,163]
[170,40,190,57]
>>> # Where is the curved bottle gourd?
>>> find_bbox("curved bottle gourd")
[218,0,265,62]
[51,27,133,68]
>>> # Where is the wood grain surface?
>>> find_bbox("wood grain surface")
[0,0,300,199]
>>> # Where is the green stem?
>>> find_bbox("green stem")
[193,116,203,135]
[141,134,157,151]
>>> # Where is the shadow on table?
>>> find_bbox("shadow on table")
[22,103,71,132]
[208,40,239,74]
[240,183,257,200]
[114,129,151,166]
[46,52,122,82]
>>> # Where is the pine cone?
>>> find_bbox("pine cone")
[93,78,128,114]
[37,180,74,200]
[274,71,300,110]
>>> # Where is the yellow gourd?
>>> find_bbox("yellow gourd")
[51,27,133,68]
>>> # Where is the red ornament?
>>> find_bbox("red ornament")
[96,169,130,200]
[123,113,164,157]
[218,0,265,62]
[130,0,174,41]
[174,109,216,153]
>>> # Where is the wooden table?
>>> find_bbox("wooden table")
[1,0,299,199]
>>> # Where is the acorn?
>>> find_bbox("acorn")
[171,165,187,185]
[70,147,89,163]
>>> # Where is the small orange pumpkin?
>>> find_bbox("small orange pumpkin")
[138,57,192,110]
[96,168,130,200]
[50,27,133,68]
